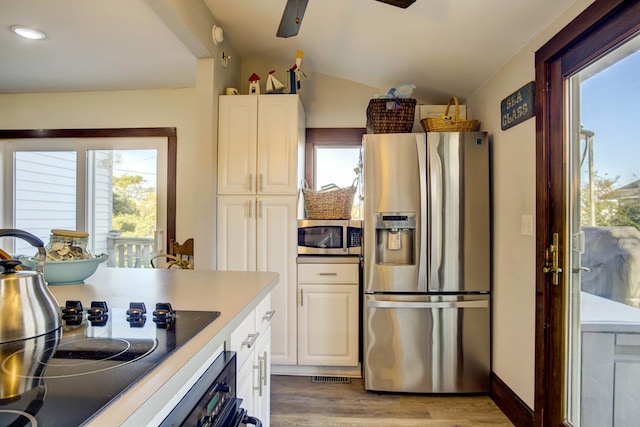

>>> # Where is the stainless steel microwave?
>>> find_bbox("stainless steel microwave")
[297,219,362,255]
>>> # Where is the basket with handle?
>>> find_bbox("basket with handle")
[301,178,358,219]
[420,97,480,132]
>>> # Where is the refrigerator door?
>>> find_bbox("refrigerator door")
[427,132,490,293]
[363,133,427,293]
[363,294,490,393]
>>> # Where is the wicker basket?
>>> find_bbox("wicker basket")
[420,97,480,132]
[302,180,357,219]
[366,98,416,134]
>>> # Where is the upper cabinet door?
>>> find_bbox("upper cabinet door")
[257,95,304,195]
[218,96,258,194]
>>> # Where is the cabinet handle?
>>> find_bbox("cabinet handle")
[257,200,263,218]
[262,351,268,387]
[242,332,260,349]
[248,174,253,192]
[254,352,267,396]
[263,310,275,322]
[247,200,253,218]
[259,174,264,192]
[319,272,338,276]
[253,362,262,395]
[300,289,304,307]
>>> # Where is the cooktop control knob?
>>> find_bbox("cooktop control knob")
[152,302,175,328]
[62,300,84,325]
[87,301,109,326]
[62,300,83,316]
[87,301,109,317]
[126,302,147,327]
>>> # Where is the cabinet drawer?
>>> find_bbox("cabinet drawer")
[230,309,257,368]
[298,263,358,284]
[255,293,274,335]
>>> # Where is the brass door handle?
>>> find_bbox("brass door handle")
[543,233,563,285]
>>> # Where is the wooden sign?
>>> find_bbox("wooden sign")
[501,81,535,130]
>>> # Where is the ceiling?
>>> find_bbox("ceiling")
[1,0,580,102]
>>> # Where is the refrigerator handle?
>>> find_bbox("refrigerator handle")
[367,299,489,309]
[417,134,428,292]
[427,134,443,292]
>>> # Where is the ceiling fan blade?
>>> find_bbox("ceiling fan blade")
[277,0,309,38]
[375,0,416,8]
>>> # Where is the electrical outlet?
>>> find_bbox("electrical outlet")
[521,214,534,236]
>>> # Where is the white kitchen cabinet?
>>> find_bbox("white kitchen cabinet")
[218,94,305,196]
[230,294,274,427]
[297,262,359,366]
[218,196,298,365]
[217,94,304,368]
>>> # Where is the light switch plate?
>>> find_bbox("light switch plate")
[521,214,534,236]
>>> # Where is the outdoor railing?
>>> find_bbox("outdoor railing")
[106,236,154,268]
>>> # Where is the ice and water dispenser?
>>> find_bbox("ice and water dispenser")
[374,213,416,265]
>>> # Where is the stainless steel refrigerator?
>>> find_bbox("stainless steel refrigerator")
[363,132,490,393]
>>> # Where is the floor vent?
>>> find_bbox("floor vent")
[311,376,351,384]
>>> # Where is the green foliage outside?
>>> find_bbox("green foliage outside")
[112,174,156,237]
[581,173,640,230]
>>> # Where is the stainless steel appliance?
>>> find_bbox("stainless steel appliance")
[0,229,61,344]
[363,132,491,393]
[0,302,224,426]
[298,219,362,255]
[161,352,261,427]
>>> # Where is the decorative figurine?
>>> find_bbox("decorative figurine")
[289,50,305,94]
[266,70,285,94]
[248,73,261,94]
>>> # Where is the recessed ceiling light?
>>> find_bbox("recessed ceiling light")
[10,25,46,40]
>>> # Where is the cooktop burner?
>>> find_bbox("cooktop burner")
[0,302,220,427]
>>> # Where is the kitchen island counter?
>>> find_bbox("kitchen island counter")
[47,267,278,426]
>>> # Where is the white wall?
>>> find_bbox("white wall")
[467,0,595,407]
[0,88,198,243]
[241,59,385,128]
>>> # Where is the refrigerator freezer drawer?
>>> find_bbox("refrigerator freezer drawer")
[364,294,490,393]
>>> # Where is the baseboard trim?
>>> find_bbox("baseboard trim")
[490,372,534,427]
[272,364,362,378]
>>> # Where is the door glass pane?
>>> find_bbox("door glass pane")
[568,33,640,426]
[14,151,77,255]
[11,148,158,268]
[88,149,157,268]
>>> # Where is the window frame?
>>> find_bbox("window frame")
[304,128,366,189]
[0,127,177,252]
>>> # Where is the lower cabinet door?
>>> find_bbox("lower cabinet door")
[298,284,359,366]
[236,351,256,417]
[254,327,271,427]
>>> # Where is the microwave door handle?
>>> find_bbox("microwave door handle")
[343,228,348,253]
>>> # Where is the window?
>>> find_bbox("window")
[0,128,176,264]
[305,128,365,219]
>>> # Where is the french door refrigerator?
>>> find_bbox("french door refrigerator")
[362,132,491,393]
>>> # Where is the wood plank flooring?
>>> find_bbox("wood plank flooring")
[270,375,514,426]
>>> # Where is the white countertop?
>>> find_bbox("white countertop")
[47,266,279,426]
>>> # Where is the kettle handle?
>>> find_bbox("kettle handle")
[0,228,46,273]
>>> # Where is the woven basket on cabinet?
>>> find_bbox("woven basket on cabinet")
[366,98,416,134]
[420,97,480,132]
[301,179,357,220]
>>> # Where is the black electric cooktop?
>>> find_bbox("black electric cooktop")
[0,302,221,427]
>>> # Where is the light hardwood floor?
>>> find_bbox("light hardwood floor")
[270,375,514,426]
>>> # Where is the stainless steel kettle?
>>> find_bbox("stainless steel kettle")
[0,229,62,343]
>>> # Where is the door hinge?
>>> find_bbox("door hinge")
[543,232,562,285]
